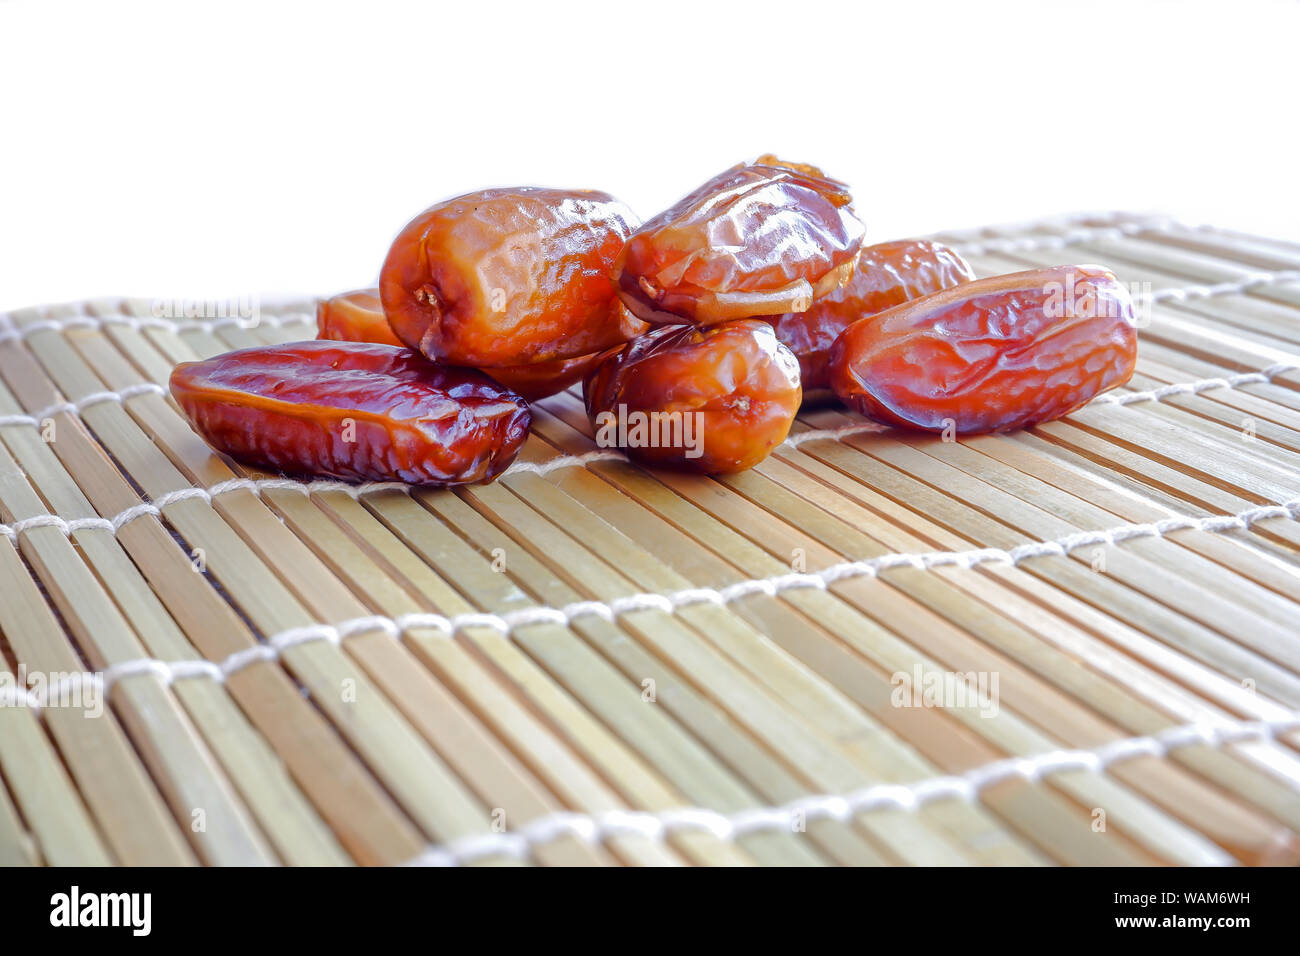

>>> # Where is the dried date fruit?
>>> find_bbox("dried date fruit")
[486,351,603,402]
[316,286,622,400]
[613,157,866,325]
[766,239,975,388]
[317,288,403,346]
[380,187,642,367]
[829,265,1137,434]
[170,341,531,485]
[484,301,648,401]
[584,320,801,474]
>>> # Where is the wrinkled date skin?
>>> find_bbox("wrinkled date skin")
[317,288,404,346]
[170,341,531,485]
[316,286,619,400]
[613,158,866,325]
[380,187,643,367]
[584,320,802,474]
[829,265,1137,434]
[767,239,975,388]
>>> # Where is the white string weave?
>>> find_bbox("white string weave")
[953,218,1178,257]
[400,709,1300,865]
[12,663,1294,865]
[4,495,1296,721]
[1093,361,1300,406]
[937,211,1181,243]
[1,356,1295,543]
[1142,270,1300,305]
[0,382,167,428]
[0,309,314,345]
[0,219,1296,691]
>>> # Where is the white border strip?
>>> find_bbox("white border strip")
[401,710,1300,865]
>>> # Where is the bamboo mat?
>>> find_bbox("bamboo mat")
[2,212,1300,867]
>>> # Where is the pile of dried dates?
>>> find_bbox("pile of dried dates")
[172,155,1138,485]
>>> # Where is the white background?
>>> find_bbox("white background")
[1,0,1297,311]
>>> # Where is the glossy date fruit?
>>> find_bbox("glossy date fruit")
[584,320,801,474]
[380,187,642,367]
[486,303,648,400]
[486,351,604,402]
[170,341,531,485]
[767,239,975,389]
[317,288,403,346]
[316,286,619,400]
[613,157,866,325]
[828,265,1137,434]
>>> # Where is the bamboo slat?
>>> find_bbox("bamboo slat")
[1,214,1298,866]
[0,662,110,866]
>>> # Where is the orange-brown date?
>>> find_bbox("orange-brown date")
[380,187,642,367]
[170,341,531,485]
[485,351,604,402]
[315,286,619,400]
[613,157,866,325]
[485,302,648,400]
[584,320,801,474]
[829,265,1137,434]
[766,239,975,389]
[317,288,403,346]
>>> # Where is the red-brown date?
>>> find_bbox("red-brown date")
[380,187,642,367]
[766,239,975,388]
[828,265,1137,434]
[170,341,531,485]
[584,320,801,474]
[613,157,866,325]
